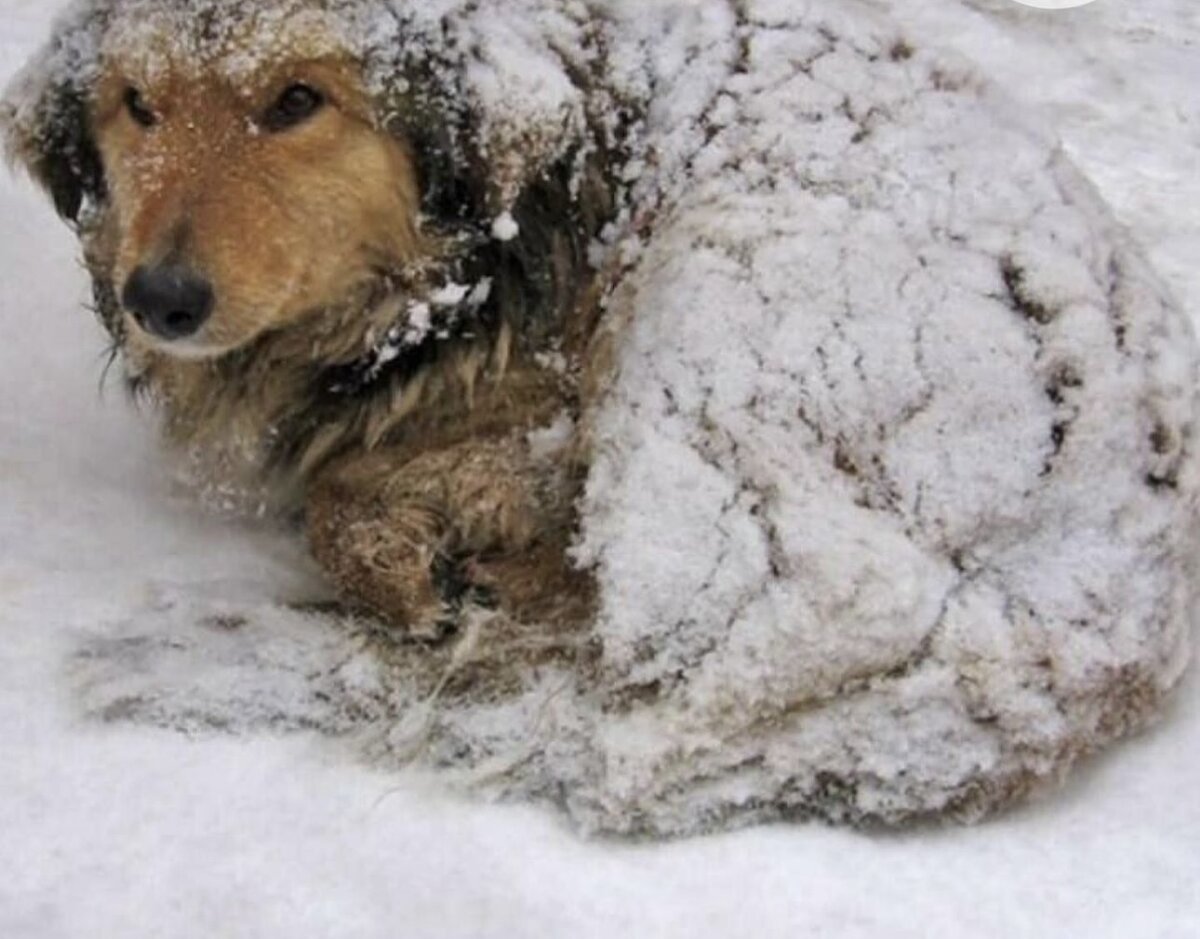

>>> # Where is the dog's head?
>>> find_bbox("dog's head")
[3,0,603,361]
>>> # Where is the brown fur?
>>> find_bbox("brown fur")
[9,10,624,636]
[92,57,425,357]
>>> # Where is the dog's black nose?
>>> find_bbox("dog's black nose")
[122,265,214,341]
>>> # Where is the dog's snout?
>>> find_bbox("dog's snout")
[122,265,215,341]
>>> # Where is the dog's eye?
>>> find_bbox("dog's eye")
[262,83,325,132]
[124,87,157,128]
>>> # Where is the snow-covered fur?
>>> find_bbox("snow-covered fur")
[1,0,619,491]
[4,0,1199,837]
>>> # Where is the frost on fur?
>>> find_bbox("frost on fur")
[8,0,1199,837]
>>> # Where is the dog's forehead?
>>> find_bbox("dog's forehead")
[100,0,356,91]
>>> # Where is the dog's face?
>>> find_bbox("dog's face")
[88,10,423,358]
[7,0,590,367]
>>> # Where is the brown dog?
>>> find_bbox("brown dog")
[5,1,622,639]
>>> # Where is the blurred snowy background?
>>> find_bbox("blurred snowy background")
[1,1,1197,936]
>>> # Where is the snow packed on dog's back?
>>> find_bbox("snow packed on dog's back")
[4,0,1198,836]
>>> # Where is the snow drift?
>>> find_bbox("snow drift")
[4,0,1197,836]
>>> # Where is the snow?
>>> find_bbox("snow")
[491,212,519,242]
[2,0,1199,935]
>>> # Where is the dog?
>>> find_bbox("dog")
[4,0,630,640]
[9,0,1198,835]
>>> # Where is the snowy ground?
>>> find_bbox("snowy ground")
[1,1,1198,936]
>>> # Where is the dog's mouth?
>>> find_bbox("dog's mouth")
[134,331,243,361]
[120,301,260,361]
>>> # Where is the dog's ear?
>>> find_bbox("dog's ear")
[2,49,106,225]
[376,17,590,229]
[371,13,620,340]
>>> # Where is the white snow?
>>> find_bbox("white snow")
[491,211,519,242]
[1,0,1199,935]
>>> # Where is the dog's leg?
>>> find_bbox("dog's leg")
[306,436,575,638]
